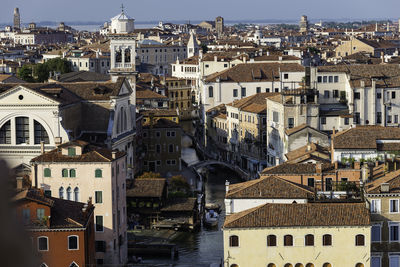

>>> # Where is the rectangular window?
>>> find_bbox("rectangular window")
[396,115,399,124]
[389,255,400,267]
[393,91,396,99]
[265,88,270,92]
[37,208,45,220]
[95,241,106,252]
[16,117,29,144]
[317,76,322,83]
[371,256,381,267]
[354,92,360,99]
[333,90,339,98]
[344,118,349,125]
[388,115,393,124]
[288,118,294,128]
[95,191,103,204]
[377,92,382,99]
[328,76,333,83]
[22,209,30,224]
[371,199,381,213]
[68,147,76,156]
[272,111,279,123]
[233,89,238,97]
[321,117,326,125]
[390,223,400,242]
[377,112,382,124]
[324,91,330,98]
[38,237,48,251]
[371,224,381,242]
[390,199,399,213]
[307,178,315,187]
[355,113,360,124]
[284,74,289,79]
[323,76,327,83]
[334,76,339,83]
[241,87,246,97]
[208,87,213,98]
[256,87,261,93]
[96,216,104,232]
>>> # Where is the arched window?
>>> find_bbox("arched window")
[305,234,314,246]
[355,234,365,246]
[69,262,79,267]
[284,235,293,246]
[295,264,304,267]
[306,264,314,267]
[40,263,48,267]
[44,168,51,177]
[66,187,72,200]
[355,264,364,267]
[69,169,76,178]
[267,235,277,246]
[229,235,239,247]
[0,120,11,144]
[230,265,238,267]
[59,187,64,199]
[116,49,122,63]
[74,187,79,202]
[284,264,293,267]
[95,169,102,178]
[16,117,29,144]
[322,264,332,267]
[38,236,48,251]
[68,236,78,250]
[34,120,49,144]
[62,169,68,177]
[208,86,213,98]
[323,234,332,246]
[125,48,131,63]
[267,264,276,267]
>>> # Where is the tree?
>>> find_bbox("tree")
[169,175,191,193]
[137,172,162,179]
[17,65,35,82]
[33,63,49,83]
[45,58,71,74]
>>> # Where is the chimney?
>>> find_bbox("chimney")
[362,164,369,182]
[214,55,217,62]
[112,151,117,160]
[54,137,62,146]
[225,180,230,193]
[334,161,338,170]
[380,183,390,193]
[16,177,23,189]
[354,161,361,170]
[40,141,45,154]
[316,163,322,174]
[306,142,311,152]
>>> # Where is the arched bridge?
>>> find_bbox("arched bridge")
[188,160,249,180]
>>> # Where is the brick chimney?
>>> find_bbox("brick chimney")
[316,163,322,174]
[16,177,23,189]
[354,161,361,170]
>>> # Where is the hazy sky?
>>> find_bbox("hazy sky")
[1,0,399,23]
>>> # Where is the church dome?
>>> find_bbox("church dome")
[110,8,134,34]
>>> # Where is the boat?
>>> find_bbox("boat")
[205,203,222,213]
[204,209,219,228]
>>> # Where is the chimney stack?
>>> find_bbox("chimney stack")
[16,177,23,189]
[40,141,45,154]
[225,180,230,193]
[380,183,390,193]
[112,151,117,160]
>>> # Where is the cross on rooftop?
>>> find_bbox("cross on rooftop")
[121,4,124,13]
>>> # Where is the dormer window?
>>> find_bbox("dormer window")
[68,147,76,156]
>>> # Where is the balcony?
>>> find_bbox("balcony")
[115,63,133,68]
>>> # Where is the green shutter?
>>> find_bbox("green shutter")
[68,147,76,156]
[62,169,68,177]
[95,169,102,178]
[95,191,102,203]
[44,168,51,177]
[70,169,76,178]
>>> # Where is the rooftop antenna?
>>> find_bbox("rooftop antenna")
[121,3,125,13]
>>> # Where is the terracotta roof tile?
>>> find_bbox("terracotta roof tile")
[126,178,166,198]
[224,203,370,228]
[226,176,314,199]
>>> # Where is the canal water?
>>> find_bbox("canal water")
[134,135,242,266]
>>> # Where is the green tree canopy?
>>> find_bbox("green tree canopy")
[17,65,35,82]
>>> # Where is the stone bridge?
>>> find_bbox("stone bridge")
[189,160,250,180]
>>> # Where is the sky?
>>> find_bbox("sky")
[1,0,400,24]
